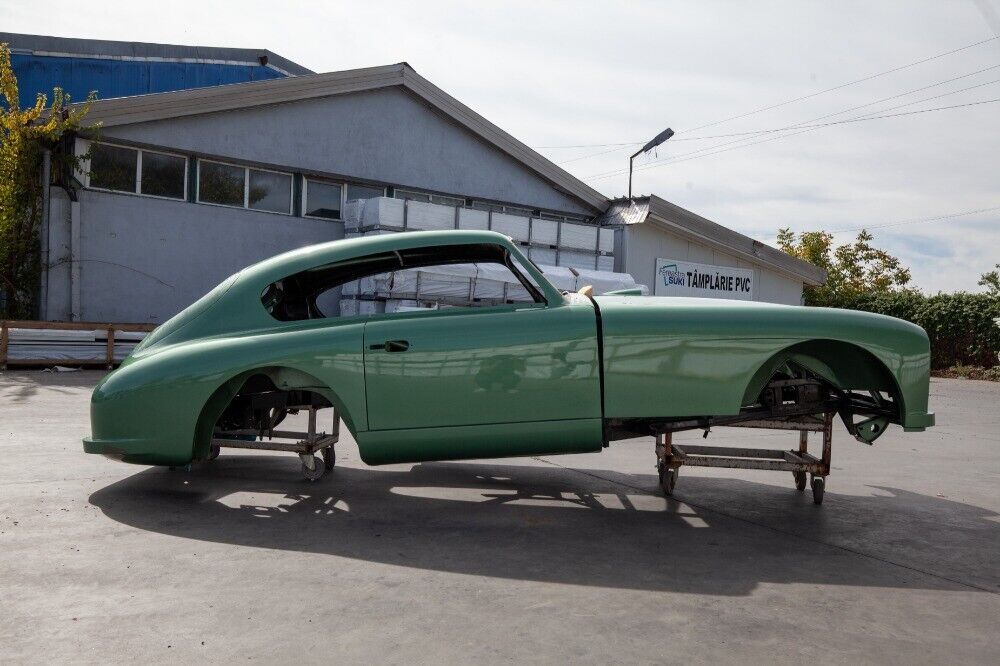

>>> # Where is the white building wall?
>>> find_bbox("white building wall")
[621,223,805,306]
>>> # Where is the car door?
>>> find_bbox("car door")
[363,298,601,431]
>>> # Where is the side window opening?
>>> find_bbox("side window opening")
[261,243,546,322]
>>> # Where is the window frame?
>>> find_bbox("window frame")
[344,183,388,204]
[83,140,189,202]
[196,159,294,215]
[302,177,346,221]
[261,242,554,323]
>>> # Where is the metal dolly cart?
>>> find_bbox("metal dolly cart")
[654,411,835,504]
[211,404,341,481]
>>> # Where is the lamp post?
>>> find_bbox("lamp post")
[628,127,674,200]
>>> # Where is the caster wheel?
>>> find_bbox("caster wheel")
[322,446,336,471]
[301,455,325,481]
[208,444,221,461]
[811,476,825,505]
[659,466,677,496]
[793,471,807,491]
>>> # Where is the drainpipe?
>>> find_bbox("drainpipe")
[70,199,81,322]
[39,149,51,320]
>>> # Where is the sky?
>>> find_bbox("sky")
[3,0,998,292]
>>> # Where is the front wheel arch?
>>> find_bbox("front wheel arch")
[192,366,357,461]
[741,339,905,417]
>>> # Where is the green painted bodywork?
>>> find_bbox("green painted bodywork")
[84,230,933,467]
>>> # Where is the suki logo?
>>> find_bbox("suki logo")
[658,263,686,287]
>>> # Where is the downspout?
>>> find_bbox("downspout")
[70,197,81,322]
[39,149,51,320]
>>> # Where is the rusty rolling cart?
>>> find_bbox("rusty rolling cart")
[211,403,341,481]
[655,411,834,504]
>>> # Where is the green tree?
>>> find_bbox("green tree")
[0,42,95,318]
[978,264,1000,295]
[777,227,912,306]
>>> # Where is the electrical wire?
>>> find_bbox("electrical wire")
[559,64,1000,167]
[759,205,1000,242]
[582,95,1000,182]
[535,34,1000,150]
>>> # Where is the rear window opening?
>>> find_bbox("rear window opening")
[261,243,546,321]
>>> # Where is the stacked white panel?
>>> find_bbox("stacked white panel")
[596,255,615,272]
[540,265,577,292]
[598,227,616,253]
[559,250,598,270]
[365,197,404,228]
[472,263,512,301]
[531,218,559,245]
[489,213,531,243]
[387,264,478,300]
[574,268,639,294]
[529,246,557,266]
[457,207,490,230]
[406,201,455,231]
[560,222,598,250]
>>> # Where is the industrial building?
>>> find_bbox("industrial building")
[4,33,824,324]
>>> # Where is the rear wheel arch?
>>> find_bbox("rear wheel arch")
[742,339,905,414]
[192,366,357,460]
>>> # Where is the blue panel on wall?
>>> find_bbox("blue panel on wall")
[9,54,288,108]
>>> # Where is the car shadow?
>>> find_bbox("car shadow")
[89,456,999,596]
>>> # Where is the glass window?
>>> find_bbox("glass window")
[140,151,186,199]
[304,180,343,219]
[431,194,466,207]
[249,169,292,214]
[471,201,503,213]
[90,144,137,192]
[261,243,546,321]
[504,206,533,217]
[345,184,385,203]
[198,161,245,207]
[394,189,431,203]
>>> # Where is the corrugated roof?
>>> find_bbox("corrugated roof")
[597,196,827,285]
[0,32,313,77]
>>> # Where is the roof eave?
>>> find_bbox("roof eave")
[644,195,827,286]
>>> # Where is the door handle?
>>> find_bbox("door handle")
[369,339,410,352]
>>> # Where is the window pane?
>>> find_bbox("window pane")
[305,180,342,219]
[431,194,466,207]
[394,189,431,203]
[140,151,185,199]
[199,161,245,206]
[249,169,292,213]
[90,144,137,192]
[346,184,385,202]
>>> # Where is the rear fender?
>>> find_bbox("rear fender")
[193,366,356,461]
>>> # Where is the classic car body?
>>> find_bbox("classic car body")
[84,230,934,471]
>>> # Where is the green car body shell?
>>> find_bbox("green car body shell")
[84,230,933,467]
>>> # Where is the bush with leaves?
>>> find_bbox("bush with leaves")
[0,42,95,318]
[777,227,912,307]
[778,228,1000,370]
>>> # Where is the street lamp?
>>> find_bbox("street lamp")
[628,127,674,200]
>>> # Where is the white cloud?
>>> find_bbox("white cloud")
[3,0,997,290]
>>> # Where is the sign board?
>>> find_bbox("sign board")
[654,258,754,300]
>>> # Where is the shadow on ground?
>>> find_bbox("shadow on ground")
[90,456,999,596]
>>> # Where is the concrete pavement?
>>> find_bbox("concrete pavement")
[1,372,998,663]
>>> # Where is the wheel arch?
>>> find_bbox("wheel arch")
[741,339,906,416]
[192,365,358,460]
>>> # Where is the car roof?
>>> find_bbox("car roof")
[240,229,519,287]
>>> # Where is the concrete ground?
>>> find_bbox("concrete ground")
[1,372,998,664]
